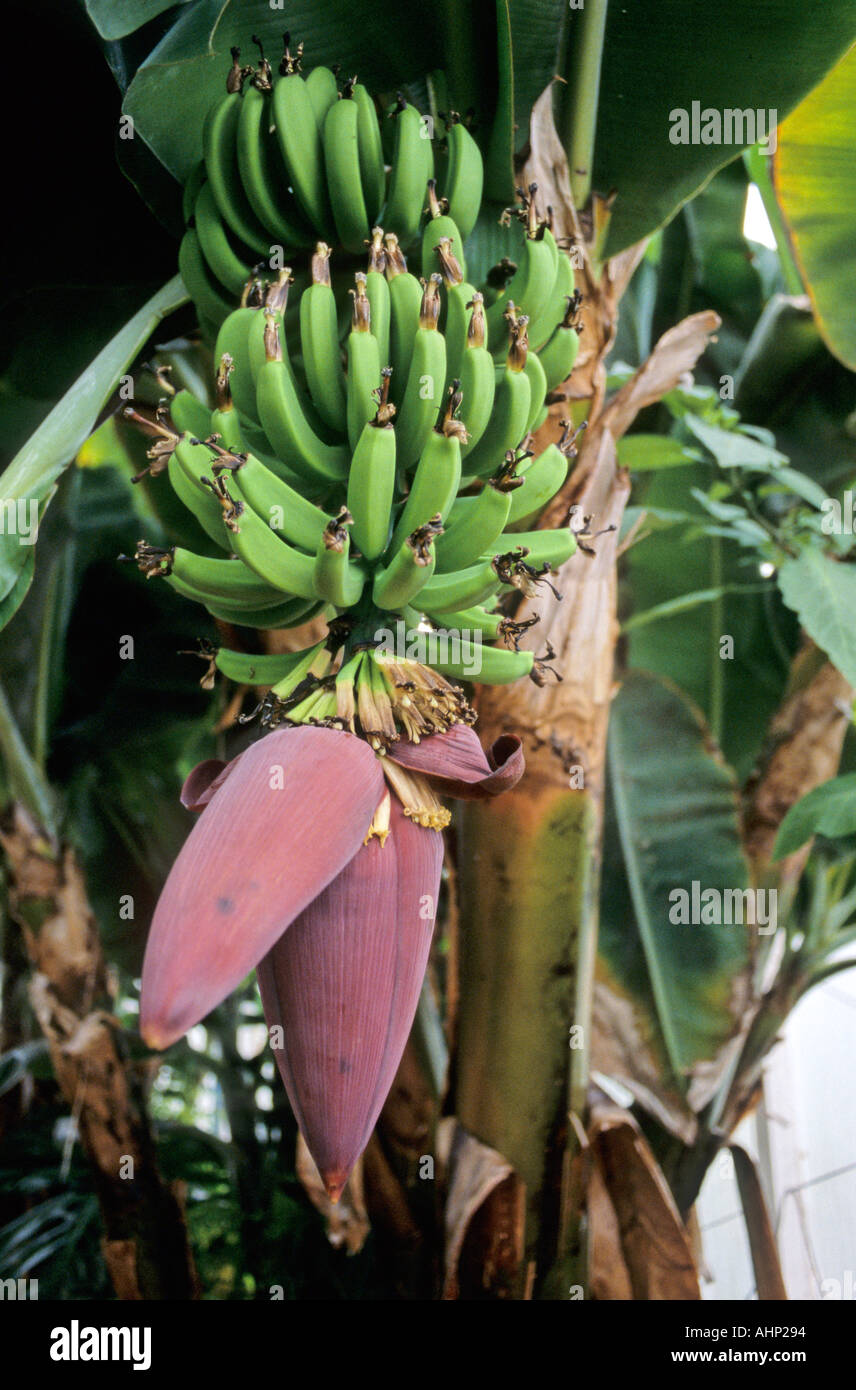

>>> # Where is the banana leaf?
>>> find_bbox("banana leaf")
[594,671,754,1136]
[773,42,856,370]
[0,275,188,629]
[591,2,856,255]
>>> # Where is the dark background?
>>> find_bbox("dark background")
[1,1,179,449]
[4,1,176,287]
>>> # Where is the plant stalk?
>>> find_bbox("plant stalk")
[563,0,609,209]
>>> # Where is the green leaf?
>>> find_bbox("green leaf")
[0,550,35,631]
[0,276,187,622]
[778,549,856,687]
[683,415,788,472]
[0,473,81,767]
[774,774,856,859]
[600,671,753,1101]
[508,0,568,157]
[617,434,704,471]
[433,0,495,122]
[85,0,188,41]
[627,464,795,779]
[124,2,465,186]
[774,44,856,370]
[0,678,57,840]
[483,0,516,199]
[622,583,766,633]
[758,466,828,511]
[591,3,856,256]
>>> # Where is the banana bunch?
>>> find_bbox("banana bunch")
[180,32,484,333]
[130,68,587,732]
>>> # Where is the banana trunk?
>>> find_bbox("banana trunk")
[453,422,630,1296]
[456,779,598,1295]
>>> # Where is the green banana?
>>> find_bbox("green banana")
[209,356,306,485]
[215,301,263,424]
[493,527,577,568]
[271,35,333,232]
[323,82,371,255]
[210,355,250,452]
[384,234,423,405]
[435,476,513,573]
[129,542,274,613]
[240,419,313,488]
[169,389,212,440]
[166,454,231,551]
[388,400,463,553]
[538,294,583,391]
[179,230,236,326]
[527,250,576,352]
[365,228,391,369]
[304,64,339,126]
[421,180,466,280]
[372,520,441,611]
[424,605,502,638]
[384,95,433,248]
[434,235,477,386]
[193,182,255,296]
[237,72,313,246]
[156,425,236,551]
[458,293,496,455]
[216,645,322,684]
[246,267,291,378]
[300,243,348,433]
[173,430,220,495]
[345,274,382,451]
[462,326,530,477]
[346,371,396,561]
[202,60,270,256]
[168,546,288,608]
[486,189,557,352]
[439,116,483,242]
[206,594,324,629]
[353,83,386,225]
[131,410,230,554]
[418,557,501,613]
[518,320,548,436]
[256,311,350,483]
[430,643,533,685]
[247,272,333,439]
[394,275,447,469]
[222,469,319,598]
[268,642,331,706]
[506,431,574,524]
[314,509,367,608]
[202,435,330,553]
[182,160,207,225]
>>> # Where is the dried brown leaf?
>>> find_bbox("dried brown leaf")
[589,1104,701,1300]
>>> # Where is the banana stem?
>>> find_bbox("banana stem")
[709,536,724,745]
[562,0,609,210]
[0,676,58,843]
